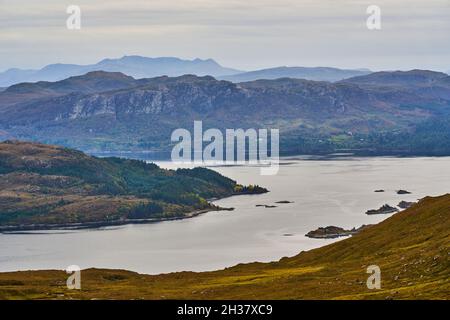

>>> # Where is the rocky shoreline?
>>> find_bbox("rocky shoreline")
[0,207,234,233]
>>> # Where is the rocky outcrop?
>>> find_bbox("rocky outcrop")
[366,204,399,215]
[0,141,263,231]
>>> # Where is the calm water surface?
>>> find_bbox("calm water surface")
[0,157,449,274]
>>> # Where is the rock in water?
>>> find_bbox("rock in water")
[305,225,370,239]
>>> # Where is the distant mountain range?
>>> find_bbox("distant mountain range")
[1,69,450,156]
[219,66,371,82]
[0,56,242,87]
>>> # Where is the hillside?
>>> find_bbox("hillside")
[1,70,450,155]
[0,194,448,300]
[0,141,266,230]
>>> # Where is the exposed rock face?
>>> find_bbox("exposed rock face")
[1,71,448,126]
[366,204,399,215]
[305,225,371,239]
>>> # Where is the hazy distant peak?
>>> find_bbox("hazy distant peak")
[0,56,241,87]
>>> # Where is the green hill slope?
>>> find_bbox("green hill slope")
[0,194,448,299]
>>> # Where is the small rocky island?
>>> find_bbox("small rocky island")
[0,141,267,232]
[366,204,399,215]
[397,189,412,195]
[306,225,371,239]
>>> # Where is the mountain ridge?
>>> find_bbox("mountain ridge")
[0,56,242,87]
[0,56,377,87]
[0,140,266,230]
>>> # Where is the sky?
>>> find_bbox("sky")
[0,0,449,72]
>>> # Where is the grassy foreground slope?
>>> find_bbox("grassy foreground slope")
[2,70,450,156]
[0,194,449,300]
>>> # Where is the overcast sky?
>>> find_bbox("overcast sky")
[0,0,449,72]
